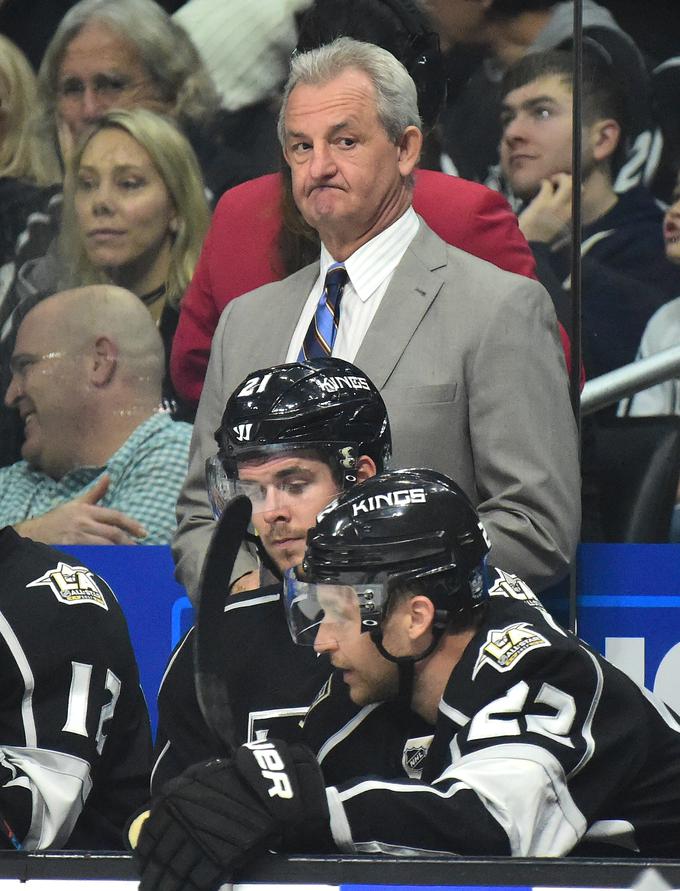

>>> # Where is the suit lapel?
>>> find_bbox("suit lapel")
[267,263,320,364]
[354,221,447,389]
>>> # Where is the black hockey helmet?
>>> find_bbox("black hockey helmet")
[284,468,491,646]
[206,358,391,518]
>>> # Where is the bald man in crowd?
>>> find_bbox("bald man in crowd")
[1,284,192,545]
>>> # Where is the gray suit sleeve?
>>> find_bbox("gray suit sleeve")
[172,303,258,603]
[470,275,580,590]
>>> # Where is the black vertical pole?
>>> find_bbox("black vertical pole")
[569,0,583,634]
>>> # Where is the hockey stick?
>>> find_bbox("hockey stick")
[128,496,253,852]
[193,494,253,756]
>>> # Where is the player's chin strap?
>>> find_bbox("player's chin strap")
[368,610,448,707]
[244,527,280,586]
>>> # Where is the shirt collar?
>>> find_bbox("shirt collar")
[319,206,420,303]
[56,412,169,488]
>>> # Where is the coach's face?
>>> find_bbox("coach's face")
[283,67,421,260]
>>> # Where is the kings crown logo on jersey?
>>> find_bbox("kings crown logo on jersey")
[472,621,549,678]
[27,562,109,610]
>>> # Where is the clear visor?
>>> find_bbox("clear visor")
[206,448,336,520]
[283,567,387,645]
[206,455,233,519]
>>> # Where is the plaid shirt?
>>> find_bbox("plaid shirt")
[0,413,192,544]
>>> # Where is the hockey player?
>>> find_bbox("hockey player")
[0,526,151,850]
[150,357,390,791]
[135,469,680,890]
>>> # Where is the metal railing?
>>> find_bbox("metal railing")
[580,345,680,415]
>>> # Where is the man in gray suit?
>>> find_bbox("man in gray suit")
[173,36,579,601]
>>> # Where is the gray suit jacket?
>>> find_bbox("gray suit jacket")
[173,219,579,599]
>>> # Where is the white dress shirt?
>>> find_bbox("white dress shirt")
[285,207,420,363]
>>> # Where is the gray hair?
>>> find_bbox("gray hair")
[38,0,220,157]
[277,36,421,147]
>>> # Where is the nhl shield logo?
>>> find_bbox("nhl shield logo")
[402,734,433,778]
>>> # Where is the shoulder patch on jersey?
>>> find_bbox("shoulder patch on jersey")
[402,734,434,779]
[472,621,549,678]
[26,562,109,610]
[488,568,543,609]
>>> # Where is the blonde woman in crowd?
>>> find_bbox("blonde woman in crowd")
[59,107,211,418]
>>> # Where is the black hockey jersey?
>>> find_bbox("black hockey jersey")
[0,527,151,850]
[152,584,330,793]
[302,568,680,858]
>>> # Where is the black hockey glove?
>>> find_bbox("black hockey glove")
[135,739,333,891]
[234,738,335,853]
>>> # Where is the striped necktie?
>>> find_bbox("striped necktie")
[298,263,348,360]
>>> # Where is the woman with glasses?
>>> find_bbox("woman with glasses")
[36,0,220,175]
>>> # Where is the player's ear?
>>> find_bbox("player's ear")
[406,594,436,642]
[90,335,118,386]
[356,455,377,482]
[590,117,621,163]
